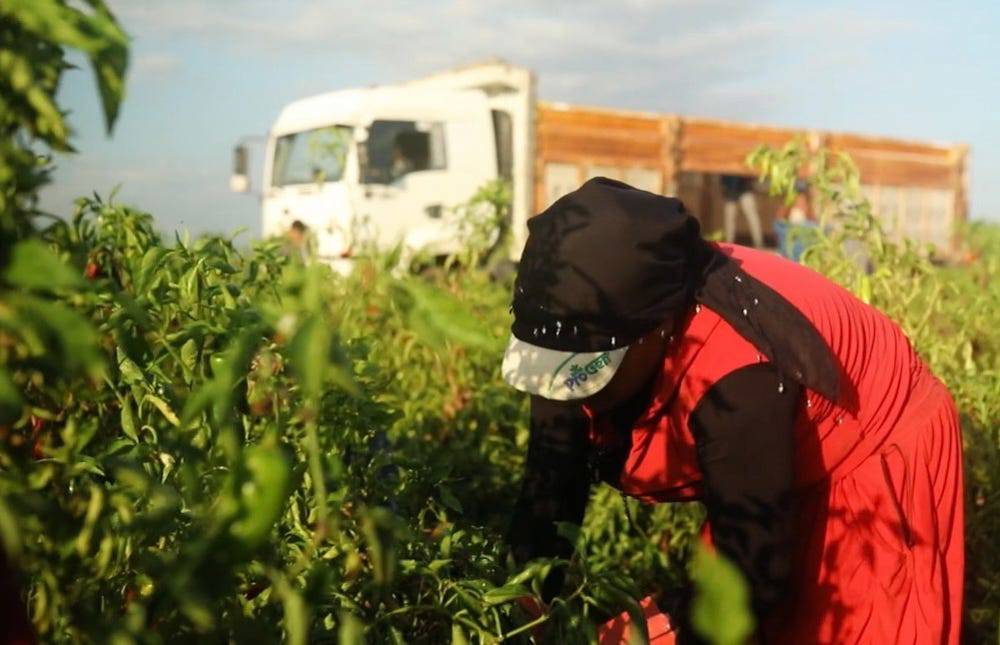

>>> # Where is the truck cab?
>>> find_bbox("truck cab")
[233,62,536,268]
[262,87,497,264]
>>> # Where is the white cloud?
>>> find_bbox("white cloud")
[101,1,925,141]
[111,1,913,76]
[131,53,181,80]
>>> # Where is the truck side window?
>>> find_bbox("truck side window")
[363,120,446,184]
[491,110,513,181]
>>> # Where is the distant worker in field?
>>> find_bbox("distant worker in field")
[283,219,310,262]
[720,174,764,248]
[501,177,964,644]
[775,177,814,224]
[774,178,819,262]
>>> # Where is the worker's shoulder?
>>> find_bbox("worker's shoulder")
[716,242,821,279]
[715,242,854,304]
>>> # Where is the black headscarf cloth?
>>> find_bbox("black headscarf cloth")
[511,177,841,404]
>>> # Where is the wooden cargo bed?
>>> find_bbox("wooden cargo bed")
[534,102,968,253]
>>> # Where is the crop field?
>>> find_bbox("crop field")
[1,3,999,644]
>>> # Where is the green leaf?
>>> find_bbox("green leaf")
[3,239,83,290]
[16,295,104,378]
[428,558,451,573]
[0,49,69,145]
[287,316,359,399]
[180,381,222,427]
[338,612,364,645]
[439,486,463,514]
[144,395,180,427]
[281,584,308,645]
[74,484,104,556]
[858,275,873,304]
[690,545,755,645]
[0,369,23,424]
[483,584,531,606]
[361,507,400,587]
[555,521,582,546]
[962,341,977,374]
[119,396,138,442]
[3,0,129,133]
[180,338,198,376]
[450,623,469,645]
[178,589,215,631]
[96,438,132,460]
[287,316,329,401]
[388,626,406,645]
[90,30,129,134]
[400,280,498,352]
[136,247,168,293]
[0,496,21,559]
[505,561,549,588]
[116,350,145,385]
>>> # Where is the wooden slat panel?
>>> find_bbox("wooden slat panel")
[678,138,783,175]
[534,102,967,228]
[682,119,803,147]
[538,123,663,149]
[827,133,953,160]
[537,105,665,165]
[680,120,801,176]
[538,131,662,164]
[538,103,663,132]
[680,136,958,188]
[847,154,956,188]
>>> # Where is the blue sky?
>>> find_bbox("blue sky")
[41,0,1000,237]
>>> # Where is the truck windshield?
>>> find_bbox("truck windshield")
[271,125,351,187]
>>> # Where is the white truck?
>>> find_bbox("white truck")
[231,61,535,269]
[231,61,968,263]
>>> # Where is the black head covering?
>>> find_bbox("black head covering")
[511,177,842,404]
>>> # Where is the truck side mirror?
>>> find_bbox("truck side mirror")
[230,144,250,193]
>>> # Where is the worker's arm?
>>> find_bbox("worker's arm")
[506,395,591,602]
[677,363,801,645]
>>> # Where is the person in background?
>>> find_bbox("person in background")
[775,178,814,224]
[282,220,311,263]
[774,178,818,262]
[720,174,763,248]
[390,134,419,181]
[502,177,964,644]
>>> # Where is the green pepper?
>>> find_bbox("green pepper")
[230,446,294,550]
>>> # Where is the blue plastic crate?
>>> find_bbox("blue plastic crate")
[774,220,822,262]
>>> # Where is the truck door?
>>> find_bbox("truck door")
[358,111,496,258]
